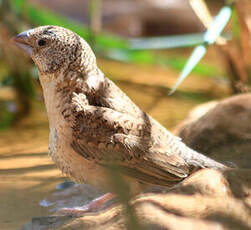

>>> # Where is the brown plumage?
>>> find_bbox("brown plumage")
[13,26,227,194]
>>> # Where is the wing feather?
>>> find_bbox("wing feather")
[71,95,190,186]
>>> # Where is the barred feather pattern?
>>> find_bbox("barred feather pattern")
[18,25,227,192]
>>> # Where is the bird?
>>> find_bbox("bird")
[13,25,227,215]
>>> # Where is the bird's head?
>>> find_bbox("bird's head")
[12,25,97,76]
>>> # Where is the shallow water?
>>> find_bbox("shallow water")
[0,105,66,229]
[0,59,229,229]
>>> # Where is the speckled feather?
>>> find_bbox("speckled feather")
[16,26,227,191]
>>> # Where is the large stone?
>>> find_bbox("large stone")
[174,93,251,169]
[21,168,251,230]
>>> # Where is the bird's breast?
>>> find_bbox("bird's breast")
[49,124,109,188]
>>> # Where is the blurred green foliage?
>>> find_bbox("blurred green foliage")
[11,0,221,77]
[0,0,36,128]
[0,0,249,129]
[231,7,241,44]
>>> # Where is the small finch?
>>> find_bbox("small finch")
[13,26,226,215]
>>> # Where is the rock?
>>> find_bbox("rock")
[21,216,73,230]
[173,93,251,169]
[21,168,251,230]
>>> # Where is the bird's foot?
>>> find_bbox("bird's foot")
[56,193,115,217]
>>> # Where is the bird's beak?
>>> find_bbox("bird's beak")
[12,29,33,55]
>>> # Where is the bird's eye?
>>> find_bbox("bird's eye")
[38,39,46,46]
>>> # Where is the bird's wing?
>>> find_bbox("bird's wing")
[71,94,189,186]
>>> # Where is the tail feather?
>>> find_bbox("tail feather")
[174,139,227,170]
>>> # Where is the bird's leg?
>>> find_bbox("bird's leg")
[56,193,115,217]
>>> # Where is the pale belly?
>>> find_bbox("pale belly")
[48,127,108,189]
[48,127,144,194]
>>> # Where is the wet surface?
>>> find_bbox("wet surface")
[0,105,66,230]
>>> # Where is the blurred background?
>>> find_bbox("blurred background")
[0,0,251,229]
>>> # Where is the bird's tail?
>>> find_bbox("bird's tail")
[176,140,228,170]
